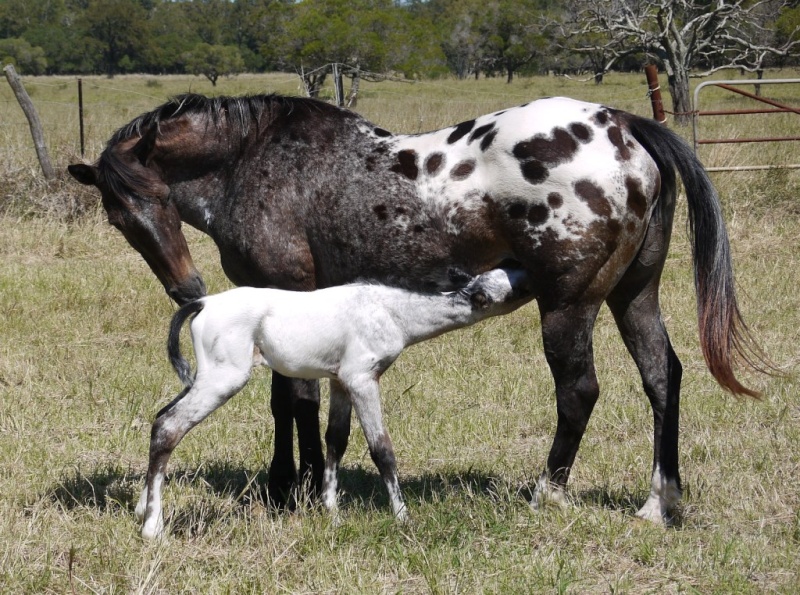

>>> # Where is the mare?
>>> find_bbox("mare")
[135,267,533,539]
[68,93,766,523]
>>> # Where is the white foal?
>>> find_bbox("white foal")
[135,267,532,539]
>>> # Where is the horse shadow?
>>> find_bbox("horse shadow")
[48,462,682,531]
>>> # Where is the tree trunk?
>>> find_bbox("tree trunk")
[346,70,360,108]
[303,72,327,98]
[667,66,692,126]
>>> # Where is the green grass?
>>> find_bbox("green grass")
[0,70,799,592]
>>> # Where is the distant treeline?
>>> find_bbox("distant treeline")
[0,0,622,81]
[1,0,798,85]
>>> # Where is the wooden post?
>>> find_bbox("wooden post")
[78,78,85,157]
[332,63,344,107]
[644,64,667,124]
[3,64,56,180]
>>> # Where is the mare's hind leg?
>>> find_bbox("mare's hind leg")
[322,379,352,517]
[606,234,682,524]
[532,303,602,509]
[137,365,251,540]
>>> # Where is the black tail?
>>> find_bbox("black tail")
[168,299,205,388]
[625,114,769,398]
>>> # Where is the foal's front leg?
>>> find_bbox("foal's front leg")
[344,373,407,521]
[322,379,352,517]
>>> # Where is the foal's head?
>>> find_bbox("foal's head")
[461,267,533,314]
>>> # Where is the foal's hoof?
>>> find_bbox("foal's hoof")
[140,518,166,541]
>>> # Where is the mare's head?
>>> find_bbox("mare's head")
[460,267,533,315]
[68,99,208,305]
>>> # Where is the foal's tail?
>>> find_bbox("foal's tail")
[625,114,769,398]
[168,299,205,388]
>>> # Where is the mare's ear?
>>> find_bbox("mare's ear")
[68,163,99,186]
[132,125,158,166]
[470,291,490,310]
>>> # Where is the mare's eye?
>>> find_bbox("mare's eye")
[107,211,124,229]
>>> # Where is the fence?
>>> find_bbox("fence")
[692,78,800,172]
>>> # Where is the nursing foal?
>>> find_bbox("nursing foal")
[136,267,532,539]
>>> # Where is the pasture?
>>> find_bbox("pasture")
[1,71,799,592]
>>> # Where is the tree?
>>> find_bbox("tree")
[143,1,202,74]
[558,0,800,124]
[271,0,436,97]
[0,38,48,75]
[79,0,150,77]
[184,43,245,86]
[479,0,550,83]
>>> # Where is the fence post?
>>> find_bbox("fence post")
[78,78,85,158]
[644,64,667,124]
[3,64,56,181]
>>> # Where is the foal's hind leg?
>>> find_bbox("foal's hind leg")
[138,365,250,540]
[322,379,352,517]
[532,302,602,509]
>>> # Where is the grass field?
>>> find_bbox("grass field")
[1,70,799,593]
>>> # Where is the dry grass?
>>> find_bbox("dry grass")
[0,70,799,593]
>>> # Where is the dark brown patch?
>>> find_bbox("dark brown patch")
[413,224,425,233]
[569,122,593,143]
[608,219,622,234]
[607,126,631,161]
[574,179,612,218]
[625,176,648,218]
[513,127,578,166]
[547,192,563,209]
[450,159,476,181]
[373,204,388,220]
[424,152,445,176]
[469,122,495,144]
[593,109,610,126]
[508,202,526,218]
[374,127,392,137]
[527,204,549,226]
[447,119,476,144]
[520,160,549,185]
[626,221,636,233]
[480,129,498,151]
[395,206,407,215]
[390,149,419,180]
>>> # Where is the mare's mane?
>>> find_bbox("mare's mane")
[98,93,340,202]
[109,93,337,146]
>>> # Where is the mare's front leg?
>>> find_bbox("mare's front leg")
[136,365,250,540]
[532,302,601,510]
[322,379,352,517]
[344,373,407,521]
[268,374,324,508]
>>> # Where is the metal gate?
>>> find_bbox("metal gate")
[692,78,800,172]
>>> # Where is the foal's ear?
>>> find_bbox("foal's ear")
[470,290,491,310]
[67,163,99,186]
